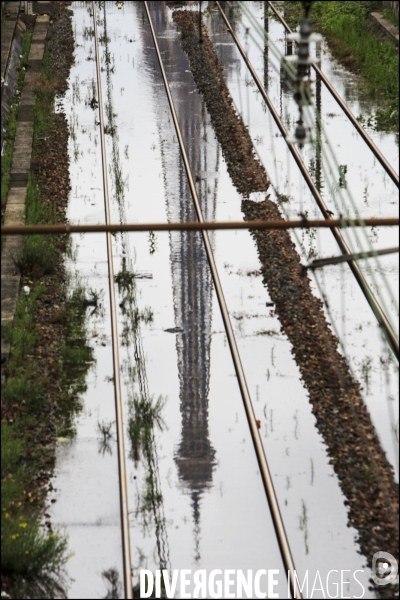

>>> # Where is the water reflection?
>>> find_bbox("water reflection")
[140,1,231,561]
[98,2,172,575]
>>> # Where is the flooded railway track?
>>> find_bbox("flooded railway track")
[90,0,301,595]
[91,2,133,596]
[23,2,398,598]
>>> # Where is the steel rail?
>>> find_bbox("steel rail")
[2,217,398,235]
[305,246,399,270]
[92,3,133,598]
[215,1,399,360]
[266,0,399,188]
[144,3,302,598]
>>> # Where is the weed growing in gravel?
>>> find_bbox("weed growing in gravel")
[299,499,309,555]
[361,356,373,394]
[148,231,157,255]
[256,329,279,337]
[128,394,166,465]
[115,259,137,292]
[97,420,114,455]
[82,25,94,39]
[102,568,122,599]
[16,176,56,277]
[276,193,291,204]
[2,308,69,597]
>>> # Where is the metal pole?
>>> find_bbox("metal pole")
[215,1,399,361]
[267,0,399,188]
[2,218,398,235]
[92,3,133,598]
[143,2,302,597]
[305,246,399,270]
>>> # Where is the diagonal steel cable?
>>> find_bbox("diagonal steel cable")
[233,0,399,329]
[267,0,399,188]
[216,0,399,360]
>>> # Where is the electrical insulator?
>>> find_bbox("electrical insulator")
[284,13,321,146]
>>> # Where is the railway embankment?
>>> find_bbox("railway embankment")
[300,1,399,132]
[1,3,92,598]
[1,12,49,371]
[172,10,399,598]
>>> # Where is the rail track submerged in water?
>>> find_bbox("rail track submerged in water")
[91,0,302,595]
[80,2,398,598]
[171,6,398,597]
[4,2,396,598]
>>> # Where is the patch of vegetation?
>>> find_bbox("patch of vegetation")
[32,48,59,142]
[1,441,68,598]
[308,1,399,132]
[2,14,93,593]
[1,30,33,220]
[2,278,93,595]
[1,287,67,598]
[16,42,67,277]
[128,394,165,464]
[115,258,137,292]
[382,7,399,27]
[51,284,94,437]
[16,175,57,277]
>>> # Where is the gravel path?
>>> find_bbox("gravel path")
[173,10,399,596]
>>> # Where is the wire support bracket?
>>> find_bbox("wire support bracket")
[266,0,399,187]
[215,0,399,361]
[304,246,399,271]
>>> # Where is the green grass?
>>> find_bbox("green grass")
[309,1,399,131]
[382,7,399,27]
[2,280,93,596]
[15,44,63,276]
[16,175,57,277]
[2,424,68,599]
[128,394,165,464]
[2,8,93,597]
[32,48,56,143]
[2,295,68,597]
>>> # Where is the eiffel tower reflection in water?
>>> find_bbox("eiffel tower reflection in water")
[140,1,240,562]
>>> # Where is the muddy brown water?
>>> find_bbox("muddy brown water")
[47,2,398,598]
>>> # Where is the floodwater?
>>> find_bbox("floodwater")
[48,2,398,599]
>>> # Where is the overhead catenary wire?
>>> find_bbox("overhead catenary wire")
[91,3,133,598]
[234,3,400,519]
[266,0,399,188]
[143,2,302,597]
[233,0,399,327]
[222,4,400,482]
[245,57,400,531]
[215,0,399,361]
